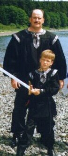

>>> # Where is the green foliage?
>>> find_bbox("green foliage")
[0,5,29,26]
[0,0,18,6]
[0,1,68,28]
[59,12,68,27]
[48,12,61,28]
[44,11,61,28]
[44,11,51,27]
[0,23,5,30]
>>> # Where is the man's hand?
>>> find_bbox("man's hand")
[11,79,20,89]
[59,80,64,89]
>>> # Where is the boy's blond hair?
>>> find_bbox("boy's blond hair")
[40,49,55,61]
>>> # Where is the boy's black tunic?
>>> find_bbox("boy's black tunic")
[25,68,60,149]
[3,29,66,135]
[28,69,60,118]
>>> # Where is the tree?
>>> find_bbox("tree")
[0,6,9,24]
[0,0,18,6]
[44,11,51,27]
[59,12,67,27]
[0,6,29,25]
[48,12,61,28]
[0,1,68,28]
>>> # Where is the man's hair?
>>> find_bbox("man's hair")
[40,49,55,61]
[29,9,44,17]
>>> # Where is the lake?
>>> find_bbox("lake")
[0,31,68,94]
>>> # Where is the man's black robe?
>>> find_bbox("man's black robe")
[3,29,66,134]
[3,29,66,80]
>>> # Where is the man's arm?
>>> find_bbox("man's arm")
[3,35,20,89]
[59,80,64,89]
[51,33,67,82]
[3,34,20,76]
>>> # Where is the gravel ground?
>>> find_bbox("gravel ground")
[0,71,68,156]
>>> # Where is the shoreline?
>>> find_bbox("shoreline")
[0,29,68,36]
[0,31,18,36]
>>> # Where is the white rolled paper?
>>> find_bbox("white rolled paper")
[0,67,30,89]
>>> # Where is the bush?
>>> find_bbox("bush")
[0,6,29,26]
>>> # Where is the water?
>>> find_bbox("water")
[55,31,68,95]
[55,31,68,70]
[0,36,11,64]
[0,31,68,94]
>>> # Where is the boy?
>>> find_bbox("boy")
[17,49,60,156]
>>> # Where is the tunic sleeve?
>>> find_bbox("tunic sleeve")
[40,71,60,96]
[3,34,20,76]
[51,35,67,80]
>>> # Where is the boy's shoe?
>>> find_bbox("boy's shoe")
[48,148,53,156]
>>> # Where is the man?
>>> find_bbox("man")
[3,9,66,148]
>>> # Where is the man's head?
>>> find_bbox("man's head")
[39,49,55,71]
[29,9,44,31]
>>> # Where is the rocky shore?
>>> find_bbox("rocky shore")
[0,31,18,36]
[0,71,68,156]
[0,29,68,37]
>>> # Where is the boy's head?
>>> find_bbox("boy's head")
[39,49,55,71]
[40,49,55,61]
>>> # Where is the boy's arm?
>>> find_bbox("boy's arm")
[28,72,40,95]
[28,71,60,96]
[40,72,60,96]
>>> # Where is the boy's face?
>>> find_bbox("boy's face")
[40,57,53,71]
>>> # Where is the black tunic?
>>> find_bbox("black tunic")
[3,29,66,80]
[28,68,60,118]
[23,69,60,149]
[3,29,66,134]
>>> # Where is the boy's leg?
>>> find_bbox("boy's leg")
[36,117,55,156]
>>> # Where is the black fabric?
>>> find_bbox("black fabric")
[28,69,59,118]
[11,87,28,133]
[17,116,55,149]
[3,29,66,80]
[11,69,59,133]
[3,29,66,136]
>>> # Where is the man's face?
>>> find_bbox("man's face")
[29,10,44,29]
[40,57,53,71]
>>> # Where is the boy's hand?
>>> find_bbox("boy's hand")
[31,88,40,95]
[28,81,40,95]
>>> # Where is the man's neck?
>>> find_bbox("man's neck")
[28,27,44,33]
